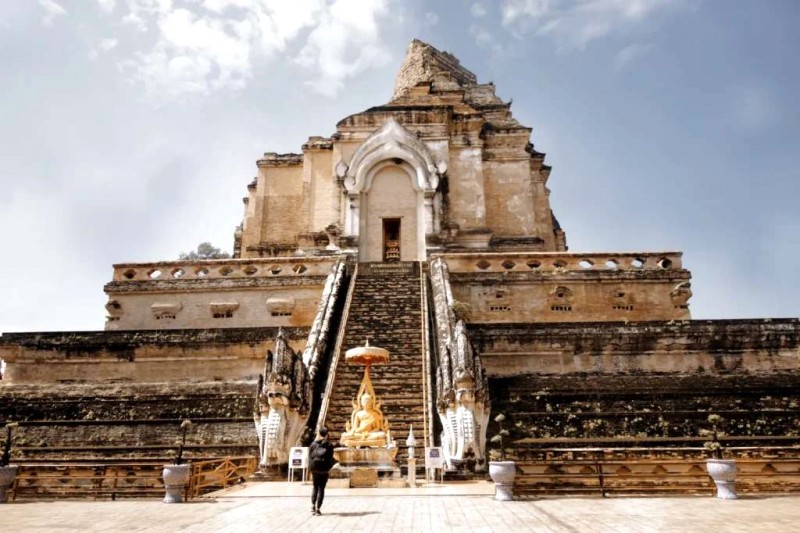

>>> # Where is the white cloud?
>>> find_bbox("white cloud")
[296,0,391,97]
[121,0,175,31]
[502,0,681,50]
[39,0,67,27]
[203,0,258,13]
[470,25,496,49]
[111,0,391,100]
[502,0,550,24]
[97,0,117,14]
[424,11,439,26]
[100,38,119,51]
[88,38,119,60]
[613,42,652,70]
[251,0,322,54]
[471,3,487,18]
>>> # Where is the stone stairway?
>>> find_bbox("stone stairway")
[324,262,426,463]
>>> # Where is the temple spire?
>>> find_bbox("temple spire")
[392,39,478,100]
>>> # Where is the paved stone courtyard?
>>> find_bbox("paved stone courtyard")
[4,481,800,532]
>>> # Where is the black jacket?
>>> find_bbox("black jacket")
[309,438,336,473]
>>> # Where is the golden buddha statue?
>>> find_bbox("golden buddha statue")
[340,366,390,448]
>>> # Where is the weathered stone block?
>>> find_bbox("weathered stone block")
[349,467,378,488]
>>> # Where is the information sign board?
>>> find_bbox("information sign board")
[425,447,444,469]
[288,446,309,483]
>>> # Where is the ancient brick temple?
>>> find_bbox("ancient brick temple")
[1,40,798,472]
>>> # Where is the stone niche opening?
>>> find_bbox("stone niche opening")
[266,297,295,318]
[150,302,182,321]
[383,218,401,262]
[210,302,239,319]
[105,299,123,323]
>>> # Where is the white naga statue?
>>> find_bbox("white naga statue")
[253,329,311,467]
[430,258,490,472]
[437,321,490,471]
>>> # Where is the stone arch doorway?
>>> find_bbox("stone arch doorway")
[360,162,422,262]
[341,117,444,263]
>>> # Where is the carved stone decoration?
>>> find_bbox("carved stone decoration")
[610,286,634,311]
[150,302,182,320]
[343,117,440,195]
[209,302,239,318]
[265,297,295,316]
[429,258,490,472]
[671,282,693,307]
[324,223,342,251]
[303,260,347,380]
[335,160,348,179]
[233,224,243,258]
[548,286,574,312]
[104,299,123,323]
[253,328,311,467]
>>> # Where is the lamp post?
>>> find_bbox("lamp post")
[406,425,417,488]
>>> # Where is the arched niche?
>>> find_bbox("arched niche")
[341,117,443,262]
[360,161,423,262]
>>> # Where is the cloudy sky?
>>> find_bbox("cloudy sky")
[0,0,798,333]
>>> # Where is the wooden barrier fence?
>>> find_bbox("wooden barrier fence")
[514,458,800,498]
[8,455,799,500]
[10,463,167,500]
[8,456,258,501]
[187,456,258,499]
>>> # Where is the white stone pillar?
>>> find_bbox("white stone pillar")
[346,194,360,236]
[423,192,435,234]
[406,426,417,488]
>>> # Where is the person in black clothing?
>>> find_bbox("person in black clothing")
[309,427,336,515]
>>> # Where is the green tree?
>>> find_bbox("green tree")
[179,242,230,260]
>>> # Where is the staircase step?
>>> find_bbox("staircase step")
[324,264,427,462]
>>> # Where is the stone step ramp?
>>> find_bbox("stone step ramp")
[323,263,427,461]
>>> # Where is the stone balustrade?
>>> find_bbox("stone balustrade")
[111,257,336,282]
[434,251,683,274]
